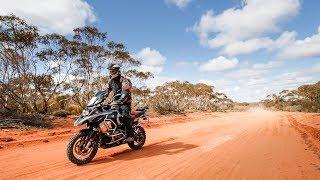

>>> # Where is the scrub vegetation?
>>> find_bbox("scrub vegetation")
[262,81,320,112]
[0,15,234,128]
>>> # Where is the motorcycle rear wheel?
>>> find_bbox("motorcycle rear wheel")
[66,131,98,165]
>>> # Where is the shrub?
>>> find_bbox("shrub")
[262,81,320,112]
[150,97,183,115]
[0,113,52,128]
[283,105,303,112]
[20,113,52,128]
[149,81,233,115]
[52,110,71,117]
[65,104,83,115]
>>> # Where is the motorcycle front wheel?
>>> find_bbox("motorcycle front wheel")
[66,130,98,165]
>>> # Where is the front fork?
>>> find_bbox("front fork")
[80,130,98,151]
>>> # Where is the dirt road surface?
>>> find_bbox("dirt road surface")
[1,109,320,179]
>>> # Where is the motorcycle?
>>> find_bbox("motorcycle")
[66,90,148,165]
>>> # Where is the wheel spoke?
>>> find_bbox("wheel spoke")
[73,136,93,160]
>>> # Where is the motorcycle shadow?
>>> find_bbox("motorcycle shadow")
[87,138,198,165]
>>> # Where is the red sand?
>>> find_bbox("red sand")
[0,109,320,179]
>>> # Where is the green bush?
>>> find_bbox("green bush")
[52,110,71,117]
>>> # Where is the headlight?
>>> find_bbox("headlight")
[81,109,90,116]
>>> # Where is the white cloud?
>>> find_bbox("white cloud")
[198,78,239,99]
[191,0,317,58]
[199,56,238,72]
[203,30,299,57]
[274,31,298,48]
[135,47,166,66]
[233,86,240,92]
[275,72,314,87]
[252,61,283,69]
[198,79,215,86]
[0,0,96,35]
[198,78,235,91]
[220,26,320,59]
[165,0,192,9]
[273,64,320,87]
[134,47,166,74]
[221,37,274,56]
[199,62,318,102]
[199,78,269,102]
[226,68,268,78]
[240,78,268,86]
[220,31,299,56]
[225,60,281,78]
[133,48,174,90]
[276,27,320,60]
[138,65,163,74]
[190,0,300,48]
[145,76,177,89]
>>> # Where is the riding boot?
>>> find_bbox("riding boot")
[120,104,134,142]
[124,117,134,142]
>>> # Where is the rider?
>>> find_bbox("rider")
[106,63,134,143]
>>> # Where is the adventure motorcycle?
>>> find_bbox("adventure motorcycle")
[66,91,148,165]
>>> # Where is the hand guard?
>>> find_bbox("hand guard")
[116,93,127,105]
[110,101,121,106]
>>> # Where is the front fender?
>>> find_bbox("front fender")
[74,117,89,126]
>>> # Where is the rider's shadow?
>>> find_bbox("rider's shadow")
[88,138,198,165]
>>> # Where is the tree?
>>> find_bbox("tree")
[63,26,150,108]
[0,15,39,113]
[34,34,76,113]
[0,15,152,115]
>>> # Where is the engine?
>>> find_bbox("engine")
[99,119,125,142]
[99,110,121,133]
[98,109,126,143]
[99,120,113,133]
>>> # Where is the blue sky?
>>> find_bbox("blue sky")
[1,0,320,102]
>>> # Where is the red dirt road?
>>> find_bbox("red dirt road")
[1,109,320,179]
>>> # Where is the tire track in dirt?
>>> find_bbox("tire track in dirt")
[287,115,320,160]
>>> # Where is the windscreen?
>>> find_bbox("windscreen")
[87,96,98,106]
[87,91,106,106]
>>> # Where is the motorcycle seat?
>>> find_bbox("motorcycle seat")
[130,106,148,118]
[136,106,149,111]
[130,111,143,118]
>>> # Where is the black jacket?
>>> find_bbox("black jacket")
[107,75,132,104]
